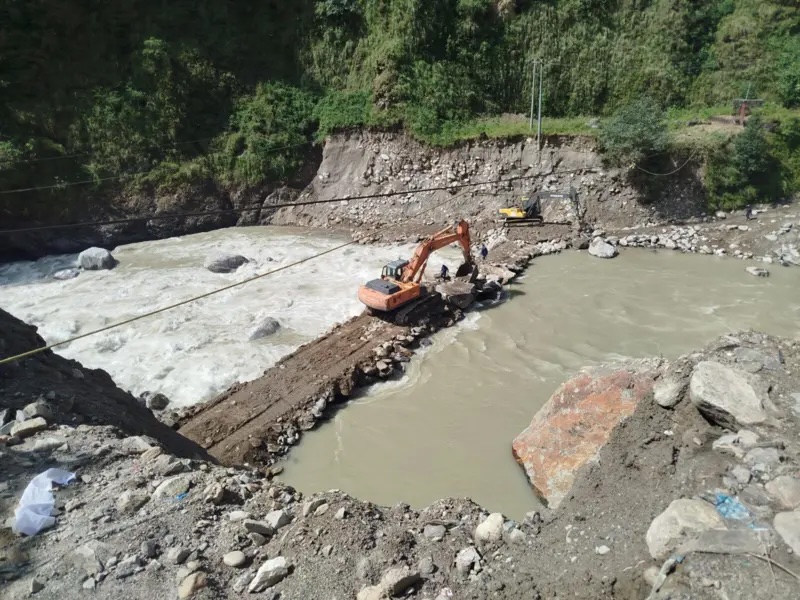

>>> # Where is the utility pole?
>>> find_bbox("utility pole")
[536,61,543,151]
[529,59,538,131]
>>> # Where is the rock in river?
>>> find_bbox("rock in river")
[78,247,117,270]
[249,317,281,340]
[204,253,248,273]
[53,268,80,280]
[588,237,618,259]
[746,266,769,277]
[512,360,658,508]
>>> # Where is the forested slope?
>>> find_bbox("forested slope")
[0,1,798,203]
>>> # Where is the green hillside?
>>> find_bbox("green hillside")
[0,0,798,206]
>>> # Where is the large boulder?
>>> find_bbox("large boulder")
[435,280,476,310]
[646,498,726,559]
[78,247,116,270]
[512,360,659,508]
[588,238,618,259]
[204,253,249,273]
[689,361,768,430]
[249,317,281,340]
[479,264,517,285]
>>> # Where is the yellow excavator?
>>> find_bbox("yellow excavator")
[499,187,578,227]
[358,220,473,323]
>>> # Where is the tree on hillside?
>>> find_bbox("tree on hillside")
[598,97,668,167]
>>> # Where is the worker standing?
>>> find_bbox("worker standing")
[480,245,488,261]
[745,205,754,220]
[440,264,449,280]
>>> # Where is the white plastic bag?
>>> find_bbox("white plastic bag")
[12,468,76,536]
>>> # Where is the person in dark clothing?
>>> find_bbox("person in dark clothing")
[745,205,753,220]
[480,245,488,260]
[440,264,449,280]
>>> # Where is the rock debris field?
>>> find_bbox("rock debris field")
[3,300,800,599]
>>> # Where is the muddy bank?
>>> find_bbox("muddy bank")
[3,303,800,599]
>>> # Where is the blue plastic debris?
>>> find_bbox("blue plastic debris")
[714,493,752,522]
[175,492,189,502]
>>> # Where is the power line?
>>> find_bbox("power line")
[0,192,471,366]
[0,169,598,235]
[633,151,699,177]
[0,141,312,194]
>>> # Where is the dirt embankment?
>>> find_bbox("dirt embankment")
[271,131,706,241]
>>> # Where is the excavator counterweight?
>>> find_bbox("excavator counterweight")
[358,220,472,316]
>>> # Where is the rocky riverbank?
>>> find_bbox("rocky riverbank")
[3,307,800,599]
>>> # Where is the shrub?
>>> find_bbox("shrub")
[314,91,372,139]
[214,82,315,185]
[598,97,668,167]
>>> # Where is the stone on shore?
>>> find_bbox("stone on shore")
[223,551,247,568]
[204,253,248,273]
[380,566,421,596]
[435,280,476,310]
[653,376,684,408]
[78,247,117,270]
[248,556,290,592]
[588,238,618,259]
[765,477,800,509]
[265,509,291,530]
[689,361,767,430]
[70,541,114,576]
[177,571,207,599]
[775,511,800,554]
[10,417,48,439]
[474,513,504,544]
[646,498,726,559]
[455,547,481,575]
[153,475,192,500]
[512,360,658,508]
[117,490,150,514]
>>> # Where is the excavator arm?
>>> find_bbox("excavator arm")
[400,220,471,283]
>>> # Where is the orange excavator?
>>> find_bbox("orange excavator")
[358,220,472,320]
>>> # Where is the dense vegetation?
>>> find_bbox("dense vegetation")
[0,0,798,208]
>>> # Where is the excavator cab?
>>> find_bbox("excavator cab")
[381,260,409,281]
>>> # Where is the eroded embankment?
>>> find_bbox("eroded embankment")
[2,131,704,261]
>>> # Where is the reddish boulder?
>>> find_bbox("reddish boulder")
[512,360,659,508]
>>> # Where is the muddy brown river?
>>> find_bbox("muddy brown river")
[281,250,800,518]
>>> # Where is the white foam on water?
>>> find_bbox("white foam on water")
[0,226,464,406]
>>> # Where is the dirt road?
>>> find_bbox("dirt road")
[179,313,409,465]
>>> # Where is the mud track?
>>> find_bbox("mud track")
[179,313,408,465]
